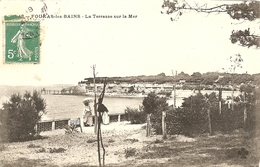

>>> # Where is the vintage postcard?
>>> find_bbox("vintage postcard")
[0,0,260,167]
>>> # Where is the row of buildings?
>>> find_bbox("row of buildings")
[77,80,190,96]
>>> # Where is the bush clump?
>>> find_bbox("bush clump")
[125,107,146,124]
[125,147,137,158]
[0,91,46,142]
[87,139,97,143]
[152,90,257,137]
[108,139,115,143]
[0,144,6,152]
[36,148,46,153]
[49,147,66,153]
[36,147,66,153]
[27,144,41,148]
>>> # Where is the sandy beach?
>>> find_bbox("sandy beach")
[0,122,162,167]
[0,121,258,167]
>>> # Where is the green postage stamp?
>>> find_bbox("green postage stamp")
[4,18,40,63]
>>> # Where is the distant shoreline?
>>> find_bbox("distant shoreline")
[47,89,241,100]
[54,93,148,98]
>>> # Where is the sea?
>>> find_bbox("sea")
[0,86,240,121]
[41,95,145,120]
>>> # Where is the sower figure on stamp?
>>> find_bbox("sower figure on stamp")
[11,24,33,61]
[97,98,109,125]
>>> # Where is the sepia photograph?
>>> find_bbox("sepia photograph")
[0,0,260,166]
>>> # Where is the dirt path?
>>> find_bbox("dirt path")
[0,122,154,166]
[0,122,259,167]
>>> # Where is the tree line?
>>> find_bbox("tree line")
[81,72,260,86]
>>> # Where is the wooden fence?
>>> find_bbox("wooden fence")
[109,113,127,122]
[36,118,70,132]
[36,113,126,132]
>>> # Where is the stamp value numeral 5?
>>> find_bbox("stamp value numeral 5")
[8,49,15,59]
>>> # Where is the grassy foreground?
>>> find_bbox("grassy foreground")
[0,126,259,167]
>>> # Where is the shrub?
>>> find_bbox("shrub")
[0,144,6,152]
[36,148,46,153]
[36,147,66,153]
[125,147,137,158]
[154,92,217,136]
[87,139,97,143]
[143,92,169,115]
[164,108,186,135]
[108,139,115,143]
[124,138,139,143]
[1,91,46,142]
[143,92,169,136]
[125,107,146,124]
[150,108,163,135]
[49,147,66,153]
[0,108,8,142]
[165,93,231,136]
[168,92,257,136]
[27,144,41,148]
[154,139,164,144]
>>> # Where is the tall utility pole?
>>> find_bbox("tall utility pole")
[228,54,243,111]
[91,65,98,134]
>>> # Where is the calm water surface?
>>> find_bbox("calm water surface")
[1,88,239,121]
[41,95,185,120]
[41,95,144,120]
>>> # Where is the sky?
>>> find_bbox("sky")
[0,0,259,86]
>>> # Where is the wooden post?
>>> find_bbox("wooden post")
[35,124,38,133]
[146,114,151,137]
[162,111,167,139]
[219,101,222,114]
[174,71,176,109]
[219,84,222,114]
[79,118,83,133]
[118,115,121,122]
[94,81,98,134]
[198,80,201,94]
[243,91,247,129]
[207,109,212,135]
[172,70,177,109]
[231,77,234,111]
[68,119,71,126]
[52,120,55,131]
[244,107,247,129]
